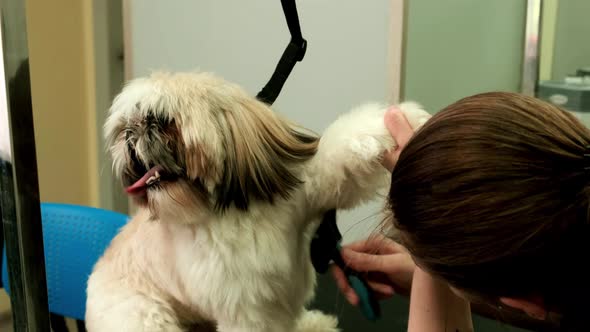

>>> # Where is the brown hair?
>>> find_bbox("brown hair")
[388,92,590,327]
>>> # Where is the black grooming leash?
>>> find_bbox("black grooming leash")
[256,0,380,321]
[256,0,307,105]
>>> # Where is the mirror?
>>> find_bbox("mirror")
[0,1,126,330]
[537,0,590,126]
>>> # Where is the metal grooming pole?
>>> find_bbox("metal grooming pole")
[0,1,51,331]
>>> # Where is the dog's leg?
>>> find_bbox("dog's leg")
[216,309,339,332]
[216,321,293,332]
[86,291,185,332]
[295,310,340,332]
[304,102,430,211]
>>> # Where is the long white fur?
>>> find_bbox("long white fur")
[86,71,431,332]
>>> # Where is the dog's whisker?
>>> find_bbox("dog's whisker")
[341,209,382,240]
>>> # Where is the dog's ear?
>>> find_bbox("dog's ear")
[184,144,208,181]
[213,99,319,211]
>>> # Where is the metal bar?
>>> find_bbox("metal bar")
[93,0,128,214]
[521,0,542,96]
[386,0,406,104]
[0,0,51,331]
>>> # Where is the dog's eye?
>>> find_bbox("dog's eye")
[130,151,147,176]
[124,131,148,177]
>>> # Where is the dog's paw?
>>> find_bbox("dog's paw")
[399,101,431,130]
[142,305,184,332]
[349,134,383,160]
[296,310,340,332]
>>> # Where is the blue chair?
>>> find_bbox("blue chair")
[2,203,129,323]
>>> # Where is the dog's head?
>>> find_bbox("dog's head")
[105,71,318,221]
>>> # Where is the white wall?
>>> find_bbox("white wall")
[125,0,400,242]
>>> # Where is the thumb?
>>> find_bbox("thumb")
[384,106,414,154]
[341,248,387,273]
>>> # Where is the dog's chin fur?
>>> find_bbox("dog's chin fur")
[86,71,431,332]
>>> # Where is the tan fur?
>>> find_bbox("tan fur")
[217,97,319,209]
[89,70,430,332]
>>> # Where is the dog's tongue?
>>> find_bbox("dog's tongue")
[126,166,164,195]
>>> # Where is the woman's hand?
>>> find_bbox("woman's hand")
[331,235,415,305]
[381,106,416,172]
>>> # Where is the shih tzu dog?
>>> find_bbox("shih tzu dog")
[85,71,430,332]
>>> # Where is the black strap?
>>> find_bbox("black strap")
[281,0,304,41]
[256,0,307,105]
[256,1,340,276]
[255,2,379,320]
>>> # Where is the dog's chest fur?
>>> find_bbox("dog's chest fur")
[93,189,319,324]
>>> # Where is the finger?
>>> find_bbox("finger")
[366,280,396,301]
[345,236,406,255]
[345,235,389,252]
[366,280,395,296]
[385,106,414,148]
[342,249,413,275]
[341,248,388,272]
[331,265,359,305]
[384,106,414,159]
[367,271,409,296]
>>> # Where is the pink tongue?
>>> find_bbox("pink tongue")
[126,166,163,195]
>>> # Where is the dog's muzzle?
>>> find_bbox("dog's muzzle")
[126,165,164,195]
